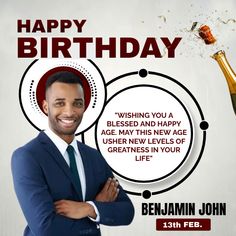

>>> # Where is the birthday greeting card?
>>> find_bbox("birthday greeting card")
[1,0,236,235]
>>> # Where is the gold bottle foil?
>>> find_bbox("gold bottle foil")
[212,50,236,114]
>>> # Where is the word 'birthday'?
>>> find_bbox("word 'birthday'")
[17,19,182,58]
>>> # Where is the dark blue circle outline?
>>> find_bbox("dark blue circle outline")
[99,70,206,196]
[19,60,39,131]
[152,131,206,195]
[94,84,194,183]
[148,71,205,120]
[18,59,107,135]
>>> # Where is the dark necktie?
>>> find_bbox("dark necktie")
[66,145,82,200]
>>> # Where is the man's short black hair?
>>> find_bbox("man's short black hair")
[45,71,84,92]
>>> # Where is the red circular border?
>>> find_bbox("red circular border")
[36,66,91,114]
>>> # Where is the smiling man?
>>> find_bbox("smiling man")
[43,75,85,144]
[11,71,134,236]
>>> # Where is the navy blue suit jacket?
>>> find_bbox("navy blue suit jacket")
[11,132,134,236]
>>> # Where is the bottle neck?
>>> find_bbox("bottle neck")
[213,50,236,94]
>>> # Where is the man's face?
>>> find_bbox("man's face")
[43,82,85,142]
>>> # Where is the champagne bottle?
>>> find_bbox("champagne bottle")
[212,50,236,114]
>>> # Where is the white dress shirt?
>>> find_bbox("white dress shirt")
[44,128,100,223]
[45,128,86,200]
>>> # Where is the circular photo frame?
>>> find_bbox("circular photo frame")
[19,59,106,134]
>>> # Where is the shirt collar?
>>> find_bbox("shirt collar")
[44,128,79,157]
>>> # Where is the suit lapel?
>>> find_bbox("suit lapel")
[77,142,94,201]
[38,132,82,201]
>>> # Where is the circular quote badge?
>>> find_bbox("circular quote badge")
[19,59,106,134]
[95,85,194,183]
